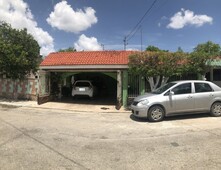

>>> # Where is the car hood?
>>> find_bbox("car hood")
[134,93,159,101]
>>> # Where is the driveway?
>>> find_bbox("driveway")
[0,98,122,113]
[0,106,221,170]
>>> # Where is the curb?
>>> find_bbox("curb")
[0,102,130,114]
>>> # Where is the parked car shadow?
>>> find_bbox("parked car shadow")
[164,113,210,121]
[130,113,210,123]
[130,114,148,122]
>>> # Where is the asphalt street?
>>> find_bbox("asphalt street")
[0,105,221,170]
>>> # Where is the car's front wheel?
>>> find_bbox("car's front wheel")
[148,105,165,122]
[210,102,221,117]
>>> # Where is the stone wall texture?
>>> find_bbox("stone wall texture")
[0,78,38,100]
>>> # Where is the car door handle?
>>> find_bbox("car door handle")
[187,96,193,99]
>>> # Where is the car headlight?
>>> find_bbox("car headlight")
[138,99,149,106]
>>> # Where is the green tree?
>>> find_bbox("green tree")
[193,41,221,57]
[177,47,184,53]
[190,41,220,79]
[187,51,211,79]
[129,52,186,91]
[58,47,76,52]
[0,22,40,79]
[146,45,168,52]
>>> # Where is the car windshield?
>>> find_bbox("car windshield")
[75,82,91,87]
[152,82,176,94]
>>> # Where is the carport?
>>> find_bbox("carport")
[38,51,135,109]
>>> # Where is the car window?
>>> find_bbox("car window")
[194,83,213,93]
[171,83,191,95]
[75,82,91,87]
[152,82,176,94]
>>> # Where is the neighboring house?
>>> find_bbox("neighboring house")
[206,58,221,87]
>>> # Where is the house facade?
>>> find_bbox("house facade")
[38,51,136,108]
[1,51,221,109]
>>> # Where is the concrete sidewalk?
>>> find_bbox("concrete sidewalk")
[0,98,130,113]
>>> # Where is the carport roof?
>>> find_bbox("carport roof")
[40,51,136,66]
[208,57,221,67]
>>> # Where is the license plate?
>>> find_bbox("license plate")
[79,88,85,91]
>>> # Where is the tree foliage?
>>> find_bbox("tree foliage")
[130,42,220,91]
[193,41,221,57]
[0,22,40,80]
[129,52,186,90]
[186,51,211,75]
[191,41,220,76]
[176,47,184,53]
[58,47,76,52]
[146,45,168,52]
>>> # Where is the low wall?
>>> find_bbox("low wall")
[0,78,38,100]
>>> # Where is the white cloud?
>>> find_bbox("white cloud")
[74,34,102,51]
[0,0,54,56]
[47,1,97,33]
[167,9,213,29]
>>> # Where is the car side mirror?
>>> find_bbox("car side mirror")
[169,91,174,96]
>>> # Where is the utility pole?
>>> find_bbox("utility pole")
[101,44,104,51]
[123,37,128,50]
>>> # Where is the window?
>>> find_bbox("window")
[172,83,191,95]
[194,83,213,93]
[153,82,177,94]
[74,81,91,87]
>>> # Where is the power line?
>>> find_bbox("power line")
[125,0,158,42]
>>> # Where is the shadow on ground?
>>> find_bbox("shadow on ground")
[52,96,116,106]
[130,113,210,123]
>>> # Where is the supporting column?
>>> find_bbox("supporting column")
[139,76,145,95]
[37,70,51,105]
[210,67,214,81]
[116,70,122,110]
[122,70,128,108]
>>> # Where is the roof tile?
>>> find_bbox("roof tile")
[40,51,136,66]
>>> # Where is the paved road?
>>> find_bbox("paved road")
[0,105,221,170]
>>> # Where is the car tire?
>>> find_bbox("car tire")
[210,102,221,117]
[148,105,165,122]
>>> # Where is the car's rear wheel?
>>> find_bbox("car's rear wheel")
[148,105,165,122]
[210,102,221,117]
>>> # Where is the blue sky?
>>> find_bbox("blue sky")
[0,0,220,56]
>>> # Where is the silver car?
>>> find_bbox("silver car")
[131,80,221,122]
[72,80,96,98]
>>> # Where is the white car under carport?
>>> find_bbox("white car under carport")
[72,80,96,98]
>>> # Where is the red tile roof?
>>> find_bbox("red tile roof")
[40,51,136,66]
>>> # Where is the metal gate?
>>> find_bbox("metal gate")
[128,74,140,97]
